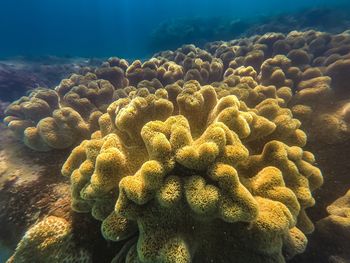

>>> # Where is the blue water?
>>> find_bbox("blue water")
[0,242,12,263]
[0,0,349,60]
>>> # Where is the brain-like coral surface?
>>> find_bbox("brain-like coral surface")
[63,82,322,262]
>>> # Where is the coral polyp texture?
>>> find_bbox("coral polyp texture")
[62,82,322,262]
[7,216,92,263]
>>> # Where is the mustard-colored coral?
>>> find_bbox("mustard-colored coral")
[4,88,91,151]
[4,73,123,151]
[7,216,91,263]
[63,82,322,262]
[6,30,350,149]
[5,28,350,262]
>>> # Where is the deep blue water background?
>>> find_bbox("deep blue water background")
[0,0,350,60]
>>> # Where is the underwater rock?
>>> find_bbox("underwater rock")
[150,16,250,51]
[0,62,46,102]
[0,122,70,257]
[0,122,72,245]
[62,82,322,262]
[246,7,350,37]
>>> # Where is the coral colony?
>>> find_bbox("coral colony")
[4,30,350,262]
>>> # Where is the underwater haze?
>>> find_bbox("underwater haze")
[0,0,350,59]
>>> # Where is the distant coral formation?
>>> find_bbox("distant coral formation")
[154,29,350,144]
[150,6,350,52]
[5,30,350,150]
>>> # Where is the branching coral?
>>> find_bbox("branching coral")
[62,82,322,262]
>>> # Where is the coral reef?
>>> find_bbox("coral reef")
[63,82,322,262]
[150,6,350,53]
[4,27,350,262]
[204,30,350,143]
[6,29,350,150]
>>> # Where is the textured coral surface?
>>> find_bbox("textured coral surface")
[4,28,350,263]
[63,82,322,262]
[5,30,350,152]
[7,216,92,263]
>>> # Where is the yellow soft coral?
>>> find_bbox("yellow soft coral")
[4,75,119,151]
[63,82,322,263]
[7,216,91,263]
